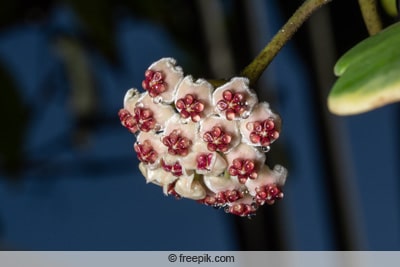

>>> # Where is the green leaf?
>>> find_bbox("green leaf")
[328,22,400,115]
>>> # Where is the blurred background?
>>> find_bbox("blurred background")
[0,0,399,250]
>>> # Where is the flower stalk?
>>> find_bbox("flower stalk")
[240,0,332,86]
[358,0,383,35]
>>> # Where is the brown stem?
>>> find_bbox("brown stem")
[240,0,332,87]
[358,0,383,35]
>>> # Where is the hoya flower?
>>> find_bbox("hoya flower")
[135,131,166,169]
[161,114,197,157]
[199,116,240,153]
[119,57,288,218]
[181,142,228,176]
[246,164,287,205]
[142,57,184,103]
[239,102,281,148]
[212,77,258,120]
[119,90,175,134]
[174,76,214,122]
[135,94,176,131]
[225,143,266,184]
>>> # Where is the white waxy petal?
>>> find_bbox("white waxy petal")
[174,175,206,200]
[245,164,288,196]
[174,76,214,120]
[180,141,227,176]
[136,131,166,169]
[212,77,258,120]
[225,143,266,168]
[123,88,143,114]
[147,57,184,104]
[198,115,240,153]
[239,102,281,146]
[203,175,241,193]
[163,114,198,144]
[136,94,176,131]
[141,165,177,187]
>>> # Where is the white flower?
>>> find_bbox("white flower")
[212,77,258,120]
[120,57,287,217]
[142,57,184,103]
[174,76,214,122]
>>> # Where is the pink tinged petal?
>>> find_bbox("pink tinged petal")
[175,76,213,121]
[134,140,158,165]
[180,142,228,176]
[136,94,176,131]
[142,58,184,103]
[199,116,240,153]
[212,77,258,120]
[174,173,206,200]
[138,163,177,187]
[203,175,241,193]
[240,102,281,148]
[162,115,197,156]
[245,164,287,205]
[123,88,144,114]
[226,143,266,184]
[136,132,166,169]
[197,152,227,175]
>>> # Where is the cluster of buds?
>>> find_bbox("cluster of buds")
[119,58,287,218]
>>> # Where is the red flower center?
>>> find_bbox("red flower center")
[142,70,166,97]
[228,159,258,183]
[162,130,192,156]
[255,184,284,205]
[199,189,243,206]
[248,118,280,147]
[134,140,158,164]
[175,94,205,122]
[216,90,247,120]
[161,159,183,177]
[203,126,232,152]
[134,107,156,132]
[118,108,156,133]
[118,109,137,133]
[216,189,243,203]
[196,153,214,170]
[228,203,257,217]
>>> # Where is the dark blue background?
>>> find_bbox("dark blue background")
[0,1,398,250]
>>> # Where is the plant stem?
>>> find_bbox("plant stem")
[358,0,383,35]
[241,0,332,86]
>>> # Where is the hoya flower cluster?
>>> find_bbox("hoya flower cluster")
[118,58,287,217]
